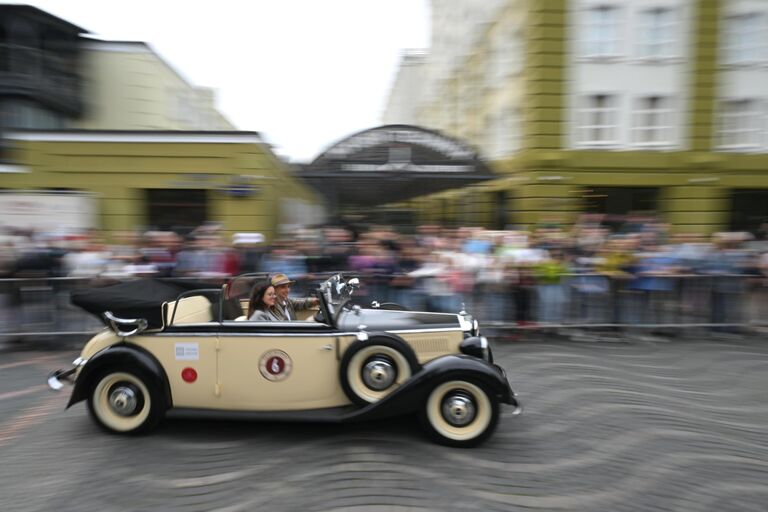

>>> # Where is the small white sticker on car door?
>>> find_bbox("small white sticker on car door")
[175,342,199,360]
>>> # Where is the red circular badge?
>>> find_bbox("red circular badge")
[259,350,292,381]
[181,367,198,383]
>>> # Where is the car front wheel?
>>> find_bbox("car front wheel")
[87,370,164,434]
[420,380,499,447]
[340,338,419,405]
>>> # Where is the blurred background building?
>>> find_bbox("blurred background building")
[381,50,428,127]
[73,39,235,131]
[382,0,768,235]
[300,124,495,225]
[0,5,85,138]
[0,4,322,240]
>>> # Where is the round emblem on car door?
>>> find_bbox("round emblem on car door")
[259,350,293,381]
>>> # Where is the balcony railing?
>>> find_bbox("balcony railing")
[0,44,82,114]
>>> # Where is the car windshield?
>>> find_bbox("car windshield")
[223,273,353,323]
[317,274,357,319]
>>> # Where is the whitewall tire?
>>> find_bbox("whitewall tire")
[87,370,164,434]
[340,339,418,405]
[420,380,499,447]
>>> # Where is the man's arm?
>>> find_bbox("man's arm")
[289,297,318,311]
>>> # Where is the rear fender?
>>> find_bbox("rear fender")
[67,344,172,409]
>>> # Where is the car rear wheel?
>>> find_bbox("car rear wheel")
[87,370,164,434]
[340,338,419,405]
[420,380,499,447]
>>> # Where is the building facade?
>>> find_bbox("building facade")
[74,40,234,132]
[381,51,428,126]
[1,131,321,239]
[383,0,768,235]
[0,7,319,239]
[0,4,87,160]
[0,7,233,137]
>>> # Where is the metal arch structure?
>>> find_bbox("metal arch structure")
[299,125,496,211]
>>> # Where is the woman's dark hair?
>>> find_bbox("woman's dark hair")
[247,280,274,318]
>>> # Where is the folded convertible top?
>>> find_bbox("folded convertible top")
[71,279,219,329]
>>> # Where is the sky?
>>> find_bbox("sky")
[6,0,430,162]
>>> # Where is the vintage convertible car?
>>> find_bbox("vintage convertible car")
[49,274,521,447]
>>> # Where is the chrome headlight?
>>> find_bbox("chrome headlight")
[460,336,493,363]
[458,314,480,337]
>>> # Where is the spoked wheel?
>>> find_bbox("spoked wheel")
[87,370,164,434]
[420,380,499,447]
[340,338,419,405]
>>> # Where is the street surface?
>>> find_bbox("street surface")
[1,336,767,512]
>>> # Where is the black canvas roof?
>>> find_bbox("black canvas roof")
[71,279,219,329]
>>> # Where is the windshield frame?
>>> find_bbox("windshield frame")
[316,273,356,327]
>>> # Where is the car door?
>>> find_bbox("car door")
[134,294,220,409]
[216,321,354,410]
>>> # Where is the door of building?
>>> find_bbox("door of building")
[146,189,208,232]
[730,189,768,234]
[583,187,659,231]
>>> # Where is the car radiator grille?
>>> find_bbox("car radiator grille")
[409,337,451,354]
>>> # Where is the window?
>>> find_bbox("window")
[485,44,498,88]
[388,146,411,163]
[723,14,765,64]
[632,96,673,146]
[508,29,524,76]
[488,26,523,85]
[581,5,622,57]
[486,109,520,159]
[493,190,512,230]
[718,99,762,149]
[576,94,619,145]
[1,99,67,130]
[492,111,509,158]
[168,88,196,127]
[637,7,677,58]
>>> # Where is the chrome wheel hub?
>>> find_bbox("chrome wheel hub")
[108,385,140,416]
[362,357,396,391]
[441,392,477,427]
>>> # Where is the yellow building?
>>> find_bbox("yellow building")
[385,0,768,235]
[0,7,321,240]
[2,131,322,240]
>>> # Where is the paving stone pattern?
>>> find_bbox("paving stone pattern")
[1,338,767,512]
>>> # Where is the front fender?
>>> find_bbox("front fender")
[67,344,172,409]
[421,354,515,403]
[354,354,518,422]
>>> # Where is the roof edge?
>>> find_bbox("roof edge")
[5,130,264,144]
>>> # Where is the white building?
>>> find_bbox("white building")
[74,40,234,131]
[381,50,428,125]
[566,0,694,150]
[716,0,768,151]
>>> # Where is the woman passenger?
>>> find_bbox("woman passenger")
[247,280,279,321]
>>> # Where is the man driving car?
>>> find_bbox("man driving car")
[269,273,319,321]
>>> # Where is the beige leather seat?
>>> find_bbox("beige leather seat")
[167,295,213,324]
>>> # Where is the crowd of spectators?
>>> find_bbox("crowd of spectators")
[2,214,768,328]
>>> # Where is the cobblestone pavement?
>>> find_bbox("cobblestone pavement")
[1,337,767,512]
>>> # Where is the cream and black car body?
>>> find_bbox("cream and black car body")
[49,274,521,447]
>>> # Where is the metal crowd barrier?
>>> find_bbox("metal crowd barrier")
[1,273,766,345]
